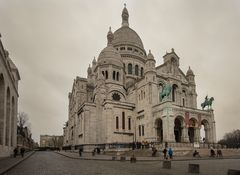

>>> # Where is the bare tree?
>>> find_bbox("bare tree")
[17,112,29,128]
[17,112,31,136]
[218,129,240,148]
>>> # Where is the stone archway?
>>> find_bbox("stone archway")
[0,74,5,145]
[11,97,15,146]
[5,87,10,146]
[174,116,184,142]
[201,119,210,143]
[188,118,197,143]
[155,118,163,142]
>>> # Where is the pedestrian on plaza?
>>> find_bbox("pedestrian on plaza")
[162,148,167,160]
[210,148,215,157]
[13,147,18,158]
[193,150,201,158]
[168,147,173,160]
[151,146,157,157]
[20,147,25,158]
[216,149,222,157]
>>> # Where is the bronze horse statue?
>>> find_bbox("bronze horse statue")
[160,84,172,101]
[201,96,214,109]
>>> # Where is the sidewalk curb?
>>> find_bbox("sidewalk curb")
[54,151,240,162]
[0,151,35,175]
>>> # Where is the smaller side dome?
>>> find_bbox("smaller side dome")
[98,27,123,67]
[186,66,194,76]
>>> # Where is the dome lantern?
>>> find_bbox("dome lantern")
[107,27,114,46]
[122,3,129,27]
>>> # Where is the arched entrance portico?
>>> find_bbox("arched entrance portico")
[155,118,163,142]
[174,116,184,142]
[188,118,198,143]
[201,119,210,143]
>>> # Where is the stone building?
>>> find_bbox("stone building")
[0,34,20,157]
[40,135,63,148]
[63,6,216,150]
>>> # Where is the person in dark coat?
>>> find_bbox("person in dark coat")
[20,147,25,158]
[163,148,167,159]
[13,147,18,158]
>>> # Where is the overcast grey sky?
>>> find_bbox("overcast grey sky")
[0,0,240,143]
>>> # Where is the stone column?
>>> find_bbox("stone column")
[162,101,175,143]
[194,127,200,143]
[181,127,189,143]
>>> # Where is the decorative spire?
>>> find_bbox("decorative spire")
[187,66,194,76]
[92,56,96,65]
[171,48,175,52]
[122,3,129,27]
[87,64,92,75]
[107,26,114,46]
[147,49,154,60]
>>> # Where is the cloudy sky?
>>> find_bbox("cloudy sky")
[0,0,240,143]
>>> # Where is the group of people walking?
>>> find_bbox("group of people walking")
[13,147,25,158]
[152,146,173,160]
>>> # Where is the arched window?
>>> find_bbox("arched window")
[122,112,125,129]
[116,116,119,129]
[172,84,178,102]
[135,65,139,76]
[128,117,131,130]
[116,72,119,81]
[128,64,132,74]
[102,71,104,77]
[113,71,116,80]
[0,74,5,145]
[183,98,185,107]
[141,67,144,77]
[105,71,108,79]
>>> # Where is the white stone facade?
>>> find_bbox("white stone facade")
[0,34,20,157]
[63,6,216,150]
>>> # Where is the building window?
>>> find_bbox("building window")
[112,93,121,101]
[127,47,132,51]
[116,72,119,81]
[142,125,144,136]
[172,84,178,102]
[128,64,132,74]
[128,117,131,130]
[139,125,141,136]
[105,71,108,79]
[120,47,125,50]
[116,117,119,129]
[113,71,116,80]
[183,98,185,107]
[122,112,125,129]
[141,67,144,77]
[134,49,138,52]
[102,71,104,76]
[135,65,139,76]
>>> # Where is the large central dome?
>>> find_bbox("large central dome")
[112,4,145,52]
[112,26,144,50]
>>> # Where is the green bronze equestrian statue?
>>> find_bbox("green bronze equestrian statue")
[160,84,172,101]
[201,95,214,110]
